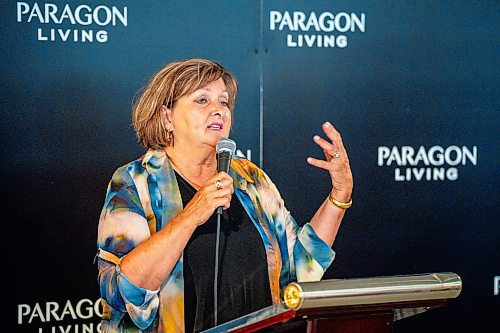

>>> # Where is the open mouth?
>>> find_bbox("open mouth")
[207,122,223,130]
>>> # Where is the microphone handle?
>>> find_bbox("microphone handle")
[216,151,232,215]
[217,151,231,173]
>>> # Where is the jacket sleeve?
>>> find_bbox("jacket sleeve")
[97,166,159,330]
[259,172,336,285]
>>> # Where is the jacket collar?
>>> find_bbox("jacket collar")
[141,149,253,190]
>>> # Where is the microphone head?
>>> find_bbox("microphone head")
[216,137,236,156]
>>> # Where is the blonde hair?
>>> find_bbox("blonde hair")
[132,58,238,149]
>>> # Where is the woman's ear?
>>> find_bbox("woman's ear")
[161,105,174,131]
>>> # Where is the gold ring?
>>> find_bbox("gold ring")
[333,151,340,159]
[215,180,222,189]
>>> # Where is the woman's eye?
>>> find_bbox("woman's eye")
[196,98,207,104]
[220,101,228,107]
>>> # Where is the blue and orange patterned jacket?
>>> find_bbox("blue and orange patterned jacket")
[97,149,335,332]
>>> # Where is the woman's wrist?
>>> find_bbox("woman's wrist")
[328,191,352,209]
[177,209,201,230]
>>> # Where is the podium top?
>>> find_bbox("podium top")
[283,272,462,310]
[202,272,462,332]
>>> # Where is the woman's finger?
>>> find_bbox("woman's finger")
[313,135,338,155]
[322,122,350,156]
[313,135,349,164]
[322,122,343,145]
[204,175,233,194]
[307,157,336,171]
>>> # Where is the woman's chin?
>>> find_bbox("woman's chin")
[202,134,223,147]
[210,130,229,141]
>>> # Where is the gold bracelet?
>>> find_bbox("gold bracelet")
[328,192,352,209]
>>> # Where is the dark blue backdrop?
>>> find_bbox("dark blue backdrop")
[2,1,498,332]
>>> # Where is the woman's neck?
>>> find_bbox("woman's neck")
[166,144,217,189]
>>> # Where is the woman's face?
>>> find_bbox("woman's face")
[166,78,232,150]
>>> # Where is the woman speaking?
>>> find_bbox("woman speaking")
[96,58,353,332]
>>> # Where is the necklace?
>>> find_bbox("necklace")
[173,167,203,190]
[175,172,198,194]
[167,154,209,190]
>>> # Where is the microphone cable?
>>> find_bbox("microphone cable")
[214,212,221,326]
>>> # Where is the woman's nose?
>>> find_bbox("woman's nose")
[211,103,227,118]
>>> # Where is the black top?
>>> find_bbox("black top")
[175,172,272,333]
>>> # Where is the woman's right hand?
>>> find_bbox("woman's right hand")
[181,171,234,227]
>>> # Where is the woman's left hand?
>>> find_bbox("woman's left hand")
[307,122,353,203]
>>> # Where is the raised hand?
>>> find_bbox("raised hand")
[307,122,353,204]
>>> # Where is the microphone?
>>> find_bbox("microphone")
[216,137,236,215]
[214,137,236,326]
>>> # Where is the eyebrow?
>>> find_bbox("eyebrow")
[196,87,228,95]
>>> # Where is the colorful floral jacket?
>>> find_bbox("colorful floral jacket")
[97,149,335,332]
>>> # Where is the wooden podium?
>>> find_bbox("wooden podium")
[202,272,462,333]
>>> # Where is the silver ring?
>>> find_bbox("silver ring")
[215,179,222,189]
[333,151,340,159]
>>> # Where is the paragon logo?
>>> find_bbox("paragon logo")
[269,10,365,48]
[16,2,127,43]
[378,145,477,181]
[18,298,102,332]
